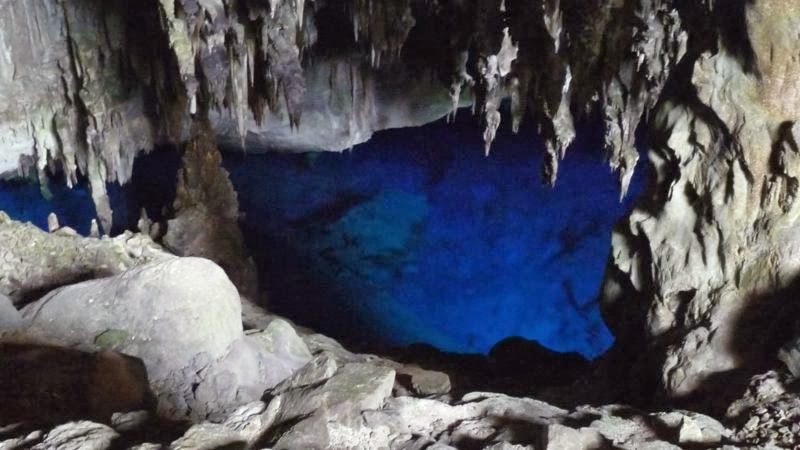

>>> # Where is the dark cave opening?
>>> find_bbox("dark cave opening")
[0,108,645,360]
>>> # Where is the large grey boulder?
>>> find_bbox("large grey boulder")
[22,257,242,376]
[187,328,311,422]
[21,257,243,420]
[18,257,311,422]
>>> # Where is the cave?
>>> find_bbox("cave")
[2,107,642,360]
[2,0,800,448]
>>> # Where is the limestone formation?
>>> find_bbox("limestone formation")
[601,0,800,405]
[30,421,119,450]
[0,0,688,220]
[4,0,800,448]
[0,211,172,305]
[162,121,259,299]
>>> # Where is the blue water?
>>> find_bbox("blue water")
[225,110,644,358]
[0,175,115,235]
[0,110,644,359]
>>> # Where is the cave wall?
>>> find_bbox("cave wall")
[2,0,799,405]
[602,0,800,404]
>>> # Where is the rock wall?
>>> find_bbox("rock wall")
[601,0,800,406]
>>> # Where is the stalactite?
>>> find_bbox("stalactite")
[0,0,693,229]
[541,65,575,186]
[476,26,518,154]
[448,51,473,123]
[599,1,688,198]
[351,0,415,69]
[542,0,563,53]
[510,69,531,134]
[156,0,196,112]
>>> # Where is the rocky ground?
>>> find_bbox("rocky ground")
[1,213,799,449]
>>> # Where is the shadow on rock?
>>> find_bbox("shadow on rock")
[0,343,155,425]
[386,336,589,401]
[675,273,800,417]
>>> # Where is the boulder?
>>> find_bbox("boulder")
[361,392,567,449]
[21,257,243,420]
[157,401,273,450]
[778,337,800,377]
[185,334,308,422]
[222,401,274,445]
[0,429,43,449]
[574,405,686,450]
[128,444,164,450]
[246,318,313,373]
[110,411,150,433]
[652,411,728,446]
[403,366,452,397]
[271,351,339,394]
[483,444,533,450]
[265,363,396,449]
